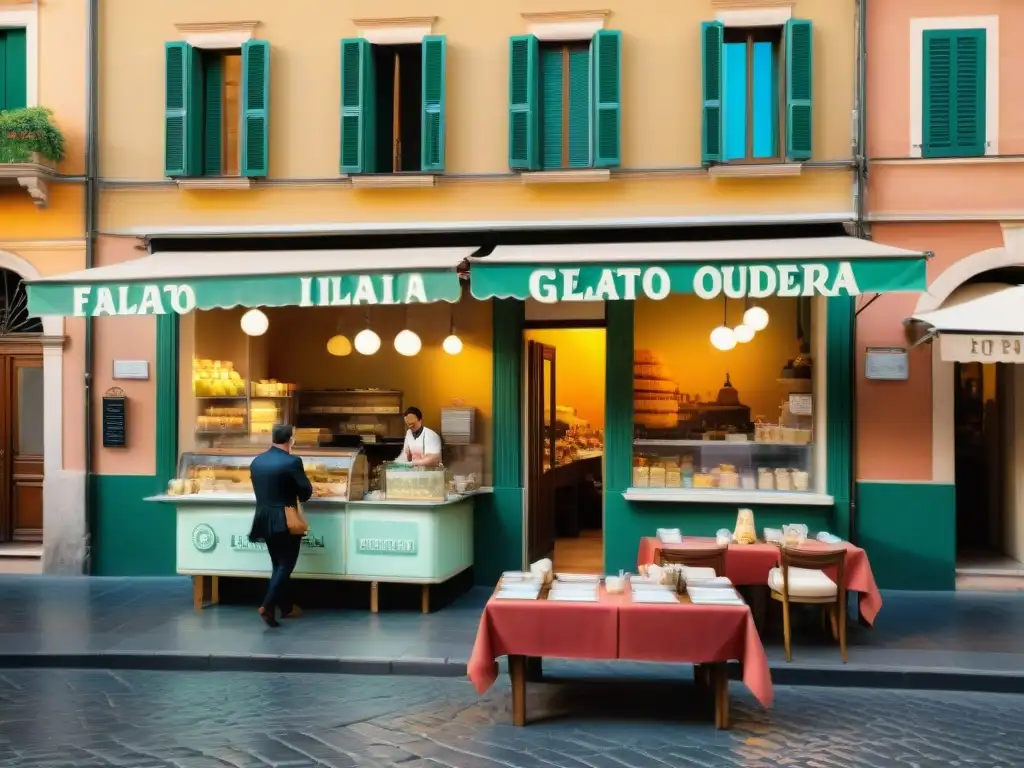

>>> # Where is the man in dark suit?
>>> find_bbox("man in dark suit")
[248,424,313,628]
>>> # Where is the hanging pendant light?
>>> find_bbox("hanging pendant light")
[354,309,381,355]
[394,305,422,356]
[327,319,353,357]
[733,323,755,343]
[743,304,770,332]
[710,295,737,351]
[442,304,462,355]
[240,309,269,336]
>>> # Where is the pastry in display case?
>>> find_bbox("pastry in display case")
[165,448,368,501]
[552,406,604,465]
[383,464,447,502]
[249,398,295,439]
[443,443,484,494]
[633,350,680,431]
[632,441,813,494]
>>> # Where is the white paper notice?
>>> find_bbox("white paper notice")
[789,394,812,416]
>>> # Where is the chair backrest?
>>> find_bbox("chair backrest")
[780,546,847,594]
[659,547,728,575]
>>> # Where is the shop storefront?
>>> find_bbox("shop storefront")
[26,233,928,592]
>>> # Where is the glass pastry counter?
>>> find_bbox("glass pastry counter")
[158,447,368,504]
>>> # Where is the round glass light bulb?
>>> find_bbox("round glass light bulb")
[710,325,737,351]
[353,328,381,355]
[394,329,422,357]
[733,324,755,344]
[743,305,770,332]
[442,334,463,355]
[326,334,353,357]
[240,309,269,337]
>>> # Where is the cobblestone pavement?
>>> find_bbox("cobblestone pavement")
[0,670,1022,768]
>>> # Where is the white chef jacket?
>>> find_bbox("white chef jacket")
[400,426,442,463]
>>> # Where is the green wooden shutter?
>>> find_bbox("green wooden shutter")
[540,46,563,170]
[340,37,376,174]
[592,30,621,168]
[1,29,27,111]
[701,21,724,164]
[567,48,591,168]
[421,35,446,172]
[785,19,813,161]
[923,29,985,158]
[164,41,194,177]
[240,39,270,177]
[202,54,223,176]
[508,35,539,170]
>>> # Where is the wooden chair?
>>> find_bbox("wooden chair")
[659,546,728,578]
[769,547,847,663]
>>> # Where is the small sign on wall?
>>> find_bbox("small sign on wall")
[102,387,127,448]
[865,346,909,381]
[113,360,149,380]
[788,394,813,416]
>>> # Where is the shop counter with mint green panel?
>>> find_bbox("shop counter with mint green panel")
[345,497,474,582]
[855,481,955,590]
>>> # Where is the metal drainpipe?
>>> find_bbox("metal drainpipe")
[83,0,99,570]
[849,0,868,545]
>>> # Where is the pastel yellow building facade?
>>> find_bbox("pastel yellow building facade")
[0,0,87,573]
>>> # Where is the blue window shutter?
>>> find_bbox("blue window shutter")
[240,39,270,177]
[340,38,375,174]
[785,19,813,161]
[701,21,724,163]
[2,28,27,111]
[567,48,591,168]
[202,54,223,176]
[592,29,621,168]
[509,35,539,170]
[421,35,446,172]
[164,41,196,177]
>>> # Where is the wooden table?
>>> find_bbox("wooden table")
[468,586,772,729]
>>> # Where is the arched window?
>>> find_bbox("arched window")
[0,268,42,336]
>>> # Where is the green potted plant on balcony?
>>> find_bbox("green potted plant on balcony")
[0,107,66,165]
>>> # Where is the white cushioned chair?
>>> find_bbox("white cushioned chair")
[769,546,848,663]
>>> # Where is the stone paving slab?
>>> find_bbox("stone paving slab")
[2,576,1024,693]
[1,669,1023,767]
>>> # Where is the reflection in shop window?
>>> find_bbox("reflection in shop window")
[632,294,816,494]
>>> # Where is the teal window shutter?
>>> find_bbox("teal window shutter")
[540,47,563,170]
[785,19,813,161]
[421,35,446,173]
[164,41,195,177]
[202,53,223,176]
[0,29,27,110]
[701,21,724,163]
[923,29,985,158]
[509,35,539,170]
[240,39,270,177]
[567,47,591,168]
[340,37,376,174]
[592,29,621,168]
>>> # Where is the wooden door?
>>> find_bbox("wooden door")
[0,354,43,542]
[526,341,557,563]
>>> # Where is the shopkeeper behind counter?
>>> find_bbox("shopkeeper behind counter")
[398,407,442,467]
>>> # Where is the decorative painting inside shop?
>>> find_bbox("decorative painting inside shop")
[25,236,929,586]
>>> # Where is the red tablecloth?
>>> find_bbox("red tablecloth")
[467,586,773,709]
[467,588,619,694]
[618,599,773,707]
[637,536,883,626]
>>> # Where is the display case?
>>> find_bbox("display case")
[297,389,404,442]
[383,464,447,502]
[632,439,814,493]
[165,448,368,501]
[442,443,484,493]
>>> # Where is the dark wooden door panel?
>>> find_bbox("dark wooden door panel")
[1,353,43,543]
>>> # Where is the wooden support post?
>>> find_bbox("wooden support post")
[509,654,527,727]
[192,575,203,612]
[713,663,731,730]
[370,581,379,613]
[421,584,430,614]
[192,575,220,612]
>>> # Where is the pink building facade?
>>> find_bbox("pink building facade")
[862,0,1024,588]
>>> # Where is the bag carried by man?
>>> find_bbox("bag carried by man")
[284,502,309,535]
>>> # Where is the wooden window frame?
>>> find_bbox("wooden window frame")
[722,26,784,164]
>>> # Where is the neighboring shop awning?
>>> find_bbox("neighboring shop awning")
[469,237,928,302]
[26,248,472,316]
[912,283,1024,363]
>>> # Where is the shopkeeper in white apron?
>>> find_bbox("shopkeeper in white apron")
[399,406,442,467]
